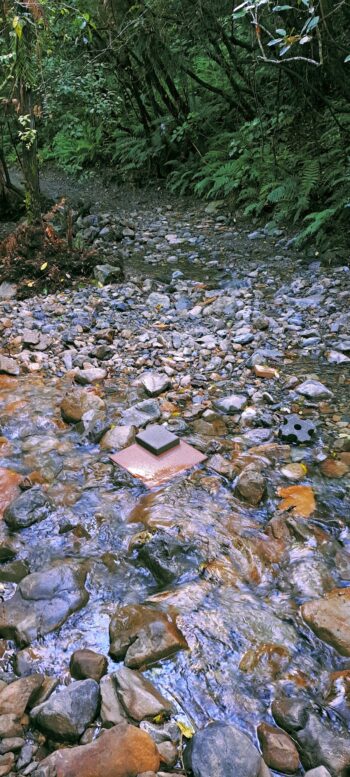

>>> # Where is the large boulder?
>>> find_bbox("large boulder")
[183,721,270,777]
[301,588,350,656]
[0,564,88,646]
[109,604,188,668]
[4,487,51,530]
[31,679,100,742]
[34,724,160,777]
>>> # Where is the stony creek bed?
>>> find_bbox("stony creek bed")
[0,183,350,777]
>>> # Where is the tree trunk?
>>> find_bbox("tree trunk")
[0,150,24,217]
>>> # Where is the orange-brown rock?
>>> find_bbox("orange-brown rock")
[320,458,349,478]
[0,468,22,518]
[253,365,279,379]
[38,723,160,777]
[109,604,188,668]
[301,588,350,656]
[70,649,108,682]
[257,723,299,774]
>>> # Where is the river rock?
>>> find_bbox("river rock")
[0,714,23,738]
[214,394,247,414]
[305,769,332,777]
[236,466,266,505]
[0,564,88,646]
[70,649,108,682]
[0,355,19,376]
[61,389,105,423]
[31,679,100,741]
[94,264,123,285]
[100,674,128,727]
[296,380,333,399]
[114,667,173,721]
[0,753,14,776]
[0,282,17,300]
[183,721,270,777]
[121,399,161,428]
[35,724,160,777]
[100,424,136,450]
[301,588,350,656]
[257,722,299,773]
[0,674,44,717]
[147,292,171,310]
[138,531,202,584]
[141,373,171,397]
[4,487,51,530]
[109,604,188,668]
[74,367,107,385]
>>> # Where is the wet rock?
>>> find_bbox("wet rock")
[109,604,188,667]
[4,487,51,530]
[121,399,161,428]
[30,679,100,742]
[114,667,173,721]
[183,721,270,777]
[157,740,177,767]
[93,264,123,285]
[0,737,25,754]
[0,541,16,563]
[0,753,14,775]
[272,698,309,733]
[0,564,88,646]
[0,559,29,582]
[304,769,332,777]
[297,711,350,776]
[257,722,299,774]
[140,719,180,745]
[141,373,171,397]
[319,459,349,478]
[60,389,105,424]
[100,424,135,451]
[138,532,202,584]
[0,356,19,376]
[242,428,273,447]
[100,674,128,727]
[69,649,108,682]
[74,367,107,385]
[0,674,43,717]
[35,724,160,777]
[236,466,266,505]
[296,380,333,399]
[214,394,247,414]
[301,588,350,656]
[281,463,307,481]
[17,742,34,771]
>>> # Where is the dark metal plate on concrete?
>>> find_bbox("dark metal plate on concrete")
[136,425,180,455]
[279,414,316,445]
[110,440,207,489]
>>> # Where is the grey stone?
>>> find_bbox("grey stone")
[74,367,107,385]
[0,282,17,300]
[121,399,161,429]
[141,373,171,397]
[304,769,332,777]
[4,487,52,530]
[147,292,171,310]
[114,667,173,721]
[0,564,88,646]
[296,380,333,399]
[183,721,269,777]
[297,712,350,775]
[0,355,19,376]
[31,679,100,742]
[94,264,123,285]
[100,674,128,727]
[214,394,247,414]
[100,425,136,451]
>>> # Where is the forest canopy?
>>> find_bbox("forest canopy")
[1,0,350,248]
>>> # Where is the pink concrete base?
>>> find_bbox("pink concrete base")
[110,440,207,488]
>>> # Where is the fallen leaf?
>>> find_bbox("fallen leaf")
[320,458,349,478]
[177,720,195,738]
[40,261,48,270]
[277,484,316,517]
